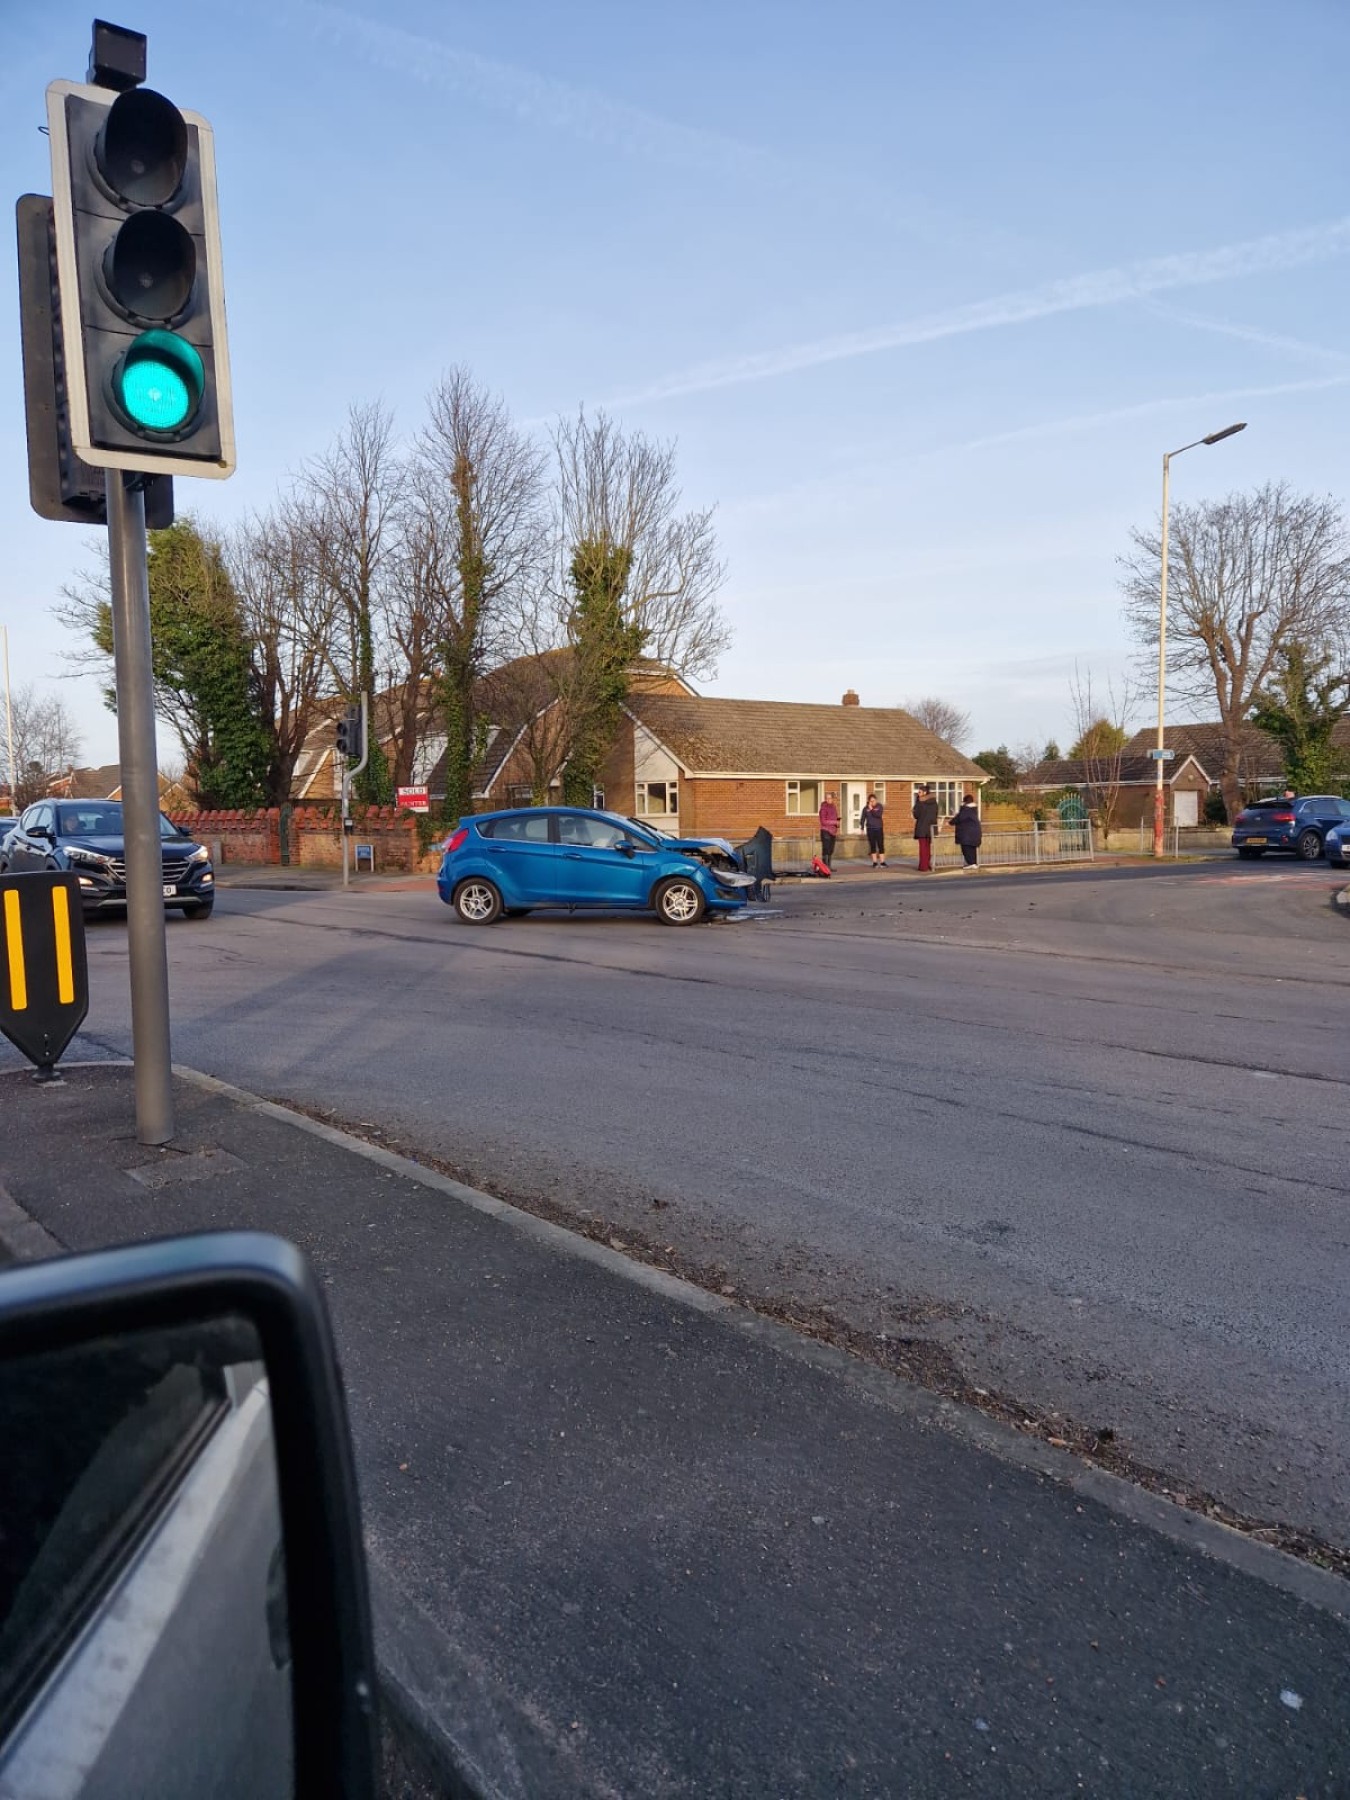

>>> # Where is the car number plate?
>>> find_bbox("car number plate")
[1245,837,1267,846]
[162,883,177,897]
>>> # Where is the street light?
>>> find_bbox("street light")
[1153,421,1247,857]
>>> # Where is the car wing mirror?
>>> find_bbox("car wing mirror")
[0,1232,378,1800]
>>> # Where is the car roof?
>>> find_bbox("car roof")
[473,805,640,825]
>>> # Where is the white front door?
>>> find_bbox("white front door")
[843,783,869,833]
[1173,789,1199,827]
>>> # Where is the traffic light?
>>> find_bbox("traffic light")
[16,193,173,525]
[44,68,234,478]
[335,707,364,764]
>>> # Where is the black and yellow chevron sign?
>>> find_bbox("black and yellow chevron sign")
[0,872,89,1074]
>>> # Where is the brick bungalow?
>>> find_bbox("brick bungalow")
[486,685,987,852]
[1019,751,1212,828]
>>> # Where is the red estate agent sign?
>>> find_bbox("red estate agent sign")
[395,787,430,813]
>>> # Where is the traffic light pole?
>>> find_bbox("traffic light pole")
[340,694,370,892]
[106,470,174,1144]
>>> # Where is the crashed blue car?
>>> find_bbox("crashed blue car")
[437,807,754,926]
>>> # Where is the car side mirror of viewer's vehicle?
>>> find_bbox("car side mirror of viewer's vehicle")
[0,1233,378,1800]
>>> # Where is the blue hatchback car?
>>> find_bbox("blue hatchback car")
[1231,794,1350,859]
[437,807,755,926]
[1326,821,1350,870]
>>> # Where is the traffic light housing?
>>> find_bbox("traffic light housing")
[335,707,364,764]
[45,74,234,478]
[16,193,173,525]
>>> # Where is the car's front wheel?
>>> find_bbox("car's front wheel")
[182,898,215,920]
[1296,829,1323,861]
[653,876,705,926]
[453,878,503,924]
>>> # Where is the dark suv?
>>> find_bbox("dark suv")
[0,800,216,917]
[1231,794,1350,860]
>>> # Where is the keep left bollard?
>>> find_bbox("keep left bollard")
[0,872,89,1081]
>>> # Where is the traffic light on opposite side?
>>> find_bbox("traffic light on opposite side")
[45,74,234,478]
[335,707,364,763]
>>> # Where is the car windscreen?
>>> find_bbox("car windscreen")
[55,807,184,839]
[606,815,662,847]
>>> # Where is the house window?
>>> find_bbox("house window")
[914,780,963,816]
[785,780,821,815]
[635,780,678,817]
[591,787,605,810]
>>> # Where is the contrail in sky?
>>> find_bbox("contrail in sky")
[608,217,1350,406]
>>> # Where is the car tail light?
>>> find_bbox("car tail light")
[443,827,468,854]
[1270,811,1295,823]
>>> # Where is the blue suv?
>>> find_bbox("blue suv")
[437,807,754,926]
[1231,794,1350,860]
[0,799,216,917]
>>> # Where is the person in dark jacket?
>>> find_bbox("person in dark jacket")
[950,794,982,870]
[861,794,886,866]
[818,791,840,868]
[912,784,939,871]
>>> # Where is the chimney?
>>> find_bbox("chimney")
[842,689,860,707]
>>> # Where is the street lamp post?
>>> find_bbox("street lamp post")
[1153,422,1247,857]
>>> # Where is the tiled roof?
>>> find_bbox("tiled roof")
[1120,722,1284,780]
[1022,754,1207,787]
[626,695,987,780]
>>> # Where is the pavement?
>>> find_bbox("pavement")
[1,1057,1347,1798]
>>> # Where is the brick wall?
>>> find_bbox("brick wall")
[170,809,282,864]
[292,806,424,871]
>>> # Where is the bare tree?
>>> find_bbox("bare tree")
[4,684,83,808]
[551,409,729,679]
[226,507,338,804]
[1068,664,1136,844]
[406,368,548,822]
[902,696,972,748]
[297,401,404,801]
[1120,481,1350,824]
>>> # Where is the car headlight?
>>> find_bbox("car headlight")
[186,845,212,865]
[66,847,109,870]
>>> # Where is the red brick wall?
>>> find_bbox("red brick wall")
[292,806,423,871]
[170,809,281,864]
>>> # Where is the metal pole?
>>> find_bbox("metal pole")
[106,472,174,1144]
[1153,452,1171,859]
[1,626,14,808]
[341,761,350,888]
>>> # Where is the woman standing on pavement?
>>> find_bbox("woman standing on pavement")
[861,793,886,867]
[911,784,939,872]
[950,793,982,870]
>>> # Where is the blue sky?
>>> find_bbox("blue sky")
[3,0,1349,767]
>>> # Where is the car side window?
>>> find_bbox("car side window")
[0,1325,238,1737]
[484,815,552,843]
[558,815,628,850]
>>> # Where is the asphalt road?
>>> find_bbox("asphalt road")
[46,855,1350,1551]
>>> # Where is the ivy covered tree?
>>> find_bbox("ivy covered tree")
[76,519,272,810]
[561,536,645,805]
[1250,642,1350,793]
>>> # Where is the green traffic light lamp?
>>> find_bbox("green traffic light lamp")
[113,330,204,435]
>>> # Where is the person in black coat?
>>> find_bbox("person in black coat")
[912,785,939,871]
[950,794,982,870]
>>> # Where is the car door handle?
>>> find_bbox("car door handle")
[563,851,584,859]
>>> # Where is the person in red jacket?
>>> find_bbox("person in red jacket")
[818,791,840,868]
